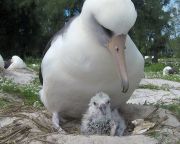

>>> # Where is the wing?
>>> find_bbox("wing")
[39,16,77,85]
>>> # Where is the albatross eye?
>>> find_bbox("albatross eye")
[93,102,97,106]
[101,25,113,37]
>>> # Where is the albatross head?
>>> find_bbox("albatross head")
[81,0,137,93]
[82,0,137,35]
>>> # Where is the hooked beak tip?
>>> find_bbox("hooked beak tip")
[122,80,129,93]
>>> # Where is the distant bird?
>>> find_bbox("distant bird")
[144,56,150,60]
[163,66,176,76]
[81,92,126,136]
[7,56,26,70]
[0,55,4,69]
[39,0,144,130]
[0,55,5,75]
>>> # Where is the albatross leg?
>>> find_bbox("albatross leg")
[52,112,66,134]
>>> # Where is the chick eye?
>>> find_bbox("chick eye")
[93,102,97,106]
[107,100,110,104]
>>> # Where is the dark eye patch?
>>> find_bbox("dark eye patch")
[101,25,113,37]
[106,100,110,104]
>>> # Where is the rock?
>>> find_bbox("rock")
[140,79,180,90]
[158,128,180,144]
[29,135,158,144]
[127,89,180,105]
[156,108,180,128]
[118,104,157,121]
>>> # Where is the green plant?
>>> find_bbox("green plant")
[25,57,41,72]
[145,63,165,72]
[0,78,41,105]
[0,98,11,109]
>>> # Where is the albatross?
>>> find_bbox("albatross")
[7,55,26,70]
[40,0,144,130]
[0,55,4,74]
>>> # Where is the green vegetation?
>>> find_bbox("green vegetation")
[0,78,41,105]
[145,63,166,72]
[145,72,180,82]
[0,98,11,109]
[0,0,83,58]
[139,84,170,91]
[25,57,41,72]
[148,131,161,140]
[145,58,180,82]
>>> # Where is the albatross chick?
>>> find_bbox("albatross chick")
[81,92,126,136]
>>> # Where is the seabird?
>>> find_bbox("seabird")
[7,55,26,70]
[81,92,126,136]
[40,0,144,130]
[163,66,176,76]
[0,55,4,75]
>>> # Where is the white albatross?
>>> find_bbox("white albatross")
[7,55,26,70]
[0,55,4,74]
[40,0,144,129]
[0,55,4,69]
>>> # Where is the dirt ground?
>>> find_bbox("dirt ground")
[0,69,179,144]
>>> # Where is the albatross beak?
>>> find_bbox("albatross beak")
[108,34,129,93]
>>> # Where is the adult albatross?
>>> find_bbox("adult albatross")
[40,0,144,129]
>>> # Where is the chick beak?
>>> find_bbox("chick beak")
[108,34,129,93]
[99,104,106,115]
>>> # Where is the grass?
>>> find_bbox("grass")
[145,58,180,82]
[145,72,180,82]
[139,84,170,91]
[0,57,43,108]
[0,78,41,105]
[0,98,11,109]
[145,63,166,72]
[148,131,161,140]
[25,57,41,72]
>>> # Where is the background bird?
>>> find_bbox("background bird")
[7,55,26,70]
[81,92,126,136]
[163,66,176,76]
[0,55,5,76]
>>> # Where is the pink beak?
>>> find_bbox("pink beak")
[108,34,129,93]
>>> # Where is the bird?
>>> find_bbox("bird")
[4,59,12,69]
[7,55,26,70]
[0,55,5,75]
[39,0,144,130]
[81,92,126,136]
[163,66,176,76]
